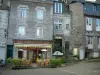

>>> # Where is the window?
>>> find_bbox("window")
[88,36,93,44]
[96,19,100,31]
[86,17,92,31]
[86,17,92,25]
[18,26,25,36]
[0,0,3,5]
[96,19,99,26]
[53,0,58,1]
[66,24,69,29]
[37,9,44,20]
[20,7,27,18]
[93,5,97,11]
[83,3,87,10]
[42,0,46,1]
[54,20,62,30]
[53,0,67,2]
[62,0,67,2]
[36,27,43,38]
[97,37,100,45]
[54,2,62,13]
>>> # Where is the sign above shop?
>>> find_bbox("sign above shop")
[14,43,52,48]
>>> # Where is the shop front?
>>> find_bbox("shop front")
[13,40,52,63]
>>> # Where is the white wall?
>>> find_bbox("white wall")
[79,46,85,60]
[13,48,18,58]
[92,52,99,58]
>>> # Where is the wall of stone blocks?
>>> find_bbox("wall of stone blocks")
[8,1,53,45]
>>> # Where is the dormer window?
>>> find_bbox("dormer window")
[93,5,97,11]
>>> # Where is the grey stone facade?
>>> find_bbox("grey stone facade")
[5,0,100,60]
[69,2,85,59]
[69,1,100,59]
[8,0,53,45]
[52,1,71,56]
[0,0,9,62]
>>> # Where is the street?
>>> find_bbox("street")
[0,61,100,75]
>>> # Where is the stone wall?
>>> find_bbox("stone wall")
[69,2,85,59]
[8,1,53,45]
[0,10,8,61]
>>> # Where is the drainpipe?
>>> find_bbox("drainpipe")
[6,0,12,59]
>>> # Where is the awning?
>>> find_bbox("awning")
[14,43,52,49]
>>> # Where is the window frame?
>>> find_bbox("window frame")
[37,9,44,20]
[86,17,92,26]
[18,26,25,36]
[88,36,93,44]
[54,2,62,14]
[86,17,93,31]
[19,7,27,19]
[97,37,100,45]
[54,19,62,30]
[36,27,43,38]
[93,5,97,11]
[96,19,100,31]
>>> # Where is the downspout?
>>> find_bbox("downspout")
[6,0,12,59]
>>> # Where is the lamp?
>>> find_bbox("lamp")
[41,49,47,51]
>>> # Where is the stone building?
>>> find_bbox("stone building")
[53,0,71,55]
[7,0,53,62]
[0,0,9,62]
[5,0,100,62]
[7,0,71,62]
[68,0,100,59]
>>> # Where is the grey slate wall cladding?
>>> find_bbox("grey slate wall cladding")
[8,1,53,44]
[84,3,100,16]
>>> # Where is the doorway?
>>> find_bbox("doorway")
[85,51,90,58]
[18,51,23,59]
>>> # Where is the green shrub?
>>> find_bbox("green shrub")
[6,58,31,68]
[59,58,66,64]
[50,58,65,68]
[12,58,23,67]
[6,58,13,64]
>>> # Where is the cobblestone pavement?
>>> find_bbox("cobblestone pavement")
[0,67,6,75]
[0,61,100,75]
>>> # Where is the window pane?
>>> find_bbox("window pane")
[18,26,25,36]
[93,5,97,11]
[88,36,93,44]
[37,28,40,37]
[55,3,62,13]
[20,7,27,18]
[88,18,92,25]
[96,19,99,26]
[37,9,44,20]
[37,27,43,38]
[56,3,58,13]
[54,20,62,30]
